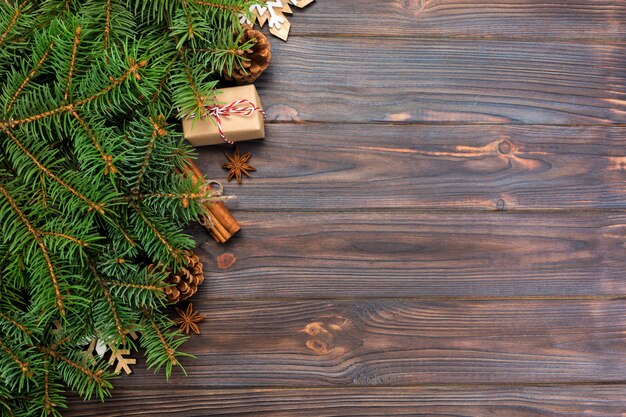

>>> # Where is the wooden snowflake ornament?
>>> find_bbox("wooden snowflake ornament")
[240,0,315,41]
[108,346,136,375]
[83,330,139,375]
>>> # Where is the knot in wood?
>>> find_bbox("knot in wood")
[304,322,322,336]
[306,339,329,354]
[403,0,427,14]
[217,253,237,270]
[302,321,341,355]
[498,140,512,154]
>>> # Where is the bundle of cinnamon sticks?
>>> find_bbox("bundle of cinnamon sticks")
[183,160,240,243]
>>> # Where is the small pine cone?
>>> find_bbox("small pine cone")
[224,29,271,84]
[152,251,205,304]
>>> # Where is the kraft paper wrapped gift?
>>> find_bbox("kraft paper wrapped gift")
[182,85,265,146]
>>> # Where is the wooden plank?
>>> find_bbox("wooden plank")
[196,124,626,211]
[66,385,626,416]
[189,211,626,299]
[257,38,626,124]
[286,0,626,40]
[111,299,626,388]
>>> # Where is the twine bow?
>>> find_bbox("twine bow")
[205,99,266,144]
[199,180,232,231]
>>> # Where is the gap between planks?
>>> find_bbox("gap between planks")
[288,33,626,45]
[95,381,626,391]
[196,295,626,303]
[228,208,626,214]
[265,120,626,127]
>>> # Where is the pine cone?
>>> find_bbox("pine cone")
[150,251,205,303]
[224,29,271,84]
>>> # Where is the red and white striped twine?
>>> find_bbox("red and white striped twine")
[205,99,266,144]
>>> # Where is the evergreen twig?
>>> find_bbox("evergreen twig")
[0,0,257,414]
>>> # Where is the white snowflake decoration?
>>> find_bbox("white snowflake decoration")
[83,330,139,375]
[239,0,315,41]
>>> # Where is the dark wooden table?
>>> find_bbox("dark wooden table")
[68,1,626,415]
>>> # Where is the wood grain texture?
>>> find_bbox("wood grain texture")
[188,211,626,299]
[65,3,626,415]
[111,299,626,389]
[196,125,626,211]
[257,38,626,125]
[66,385,626,416]
[287,0,626,40]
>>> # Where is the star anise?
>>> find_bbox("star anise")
[174,303,204,335]
[222,146,255,184]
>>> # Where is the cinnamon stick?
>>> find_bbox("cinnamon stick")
[182,159,241,243]
[206,201,240,243]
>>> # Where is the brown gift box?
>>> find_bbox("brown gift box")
[182,85,265,146]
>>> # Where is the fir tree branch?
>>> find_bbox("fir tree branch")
[59,0,72,18]
[0,1,25,47]
[105,280,164,293]
[39,172,48,209]
[150,60,174,102]
[147,313,177,366]
[131,203,179,258]
[0,183,65,315]
[30,244,59,311]
[74,58,147,106]
[38,347,107,387]
[101,281,126,343]
[0,312,31,335]
[104,0,111,50]
[1,128,106,215]
[132,190,214,207]
[89,264,126,343]
[109,218,137,247]
[0,337,30,375]
[48,336,71,353]
[1,104,72,129]
[64,27,81,103]
[183,58,207,110]
[70,109,117,175]
[193,46,241,55]
[180,0,196,41]
[6,41,54,112]
[1,59,147,130]
[131,115,167,192]
[42,364,55,415]
[0,0,261,410]
[41,231,89,247]
[193,0,245,15]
